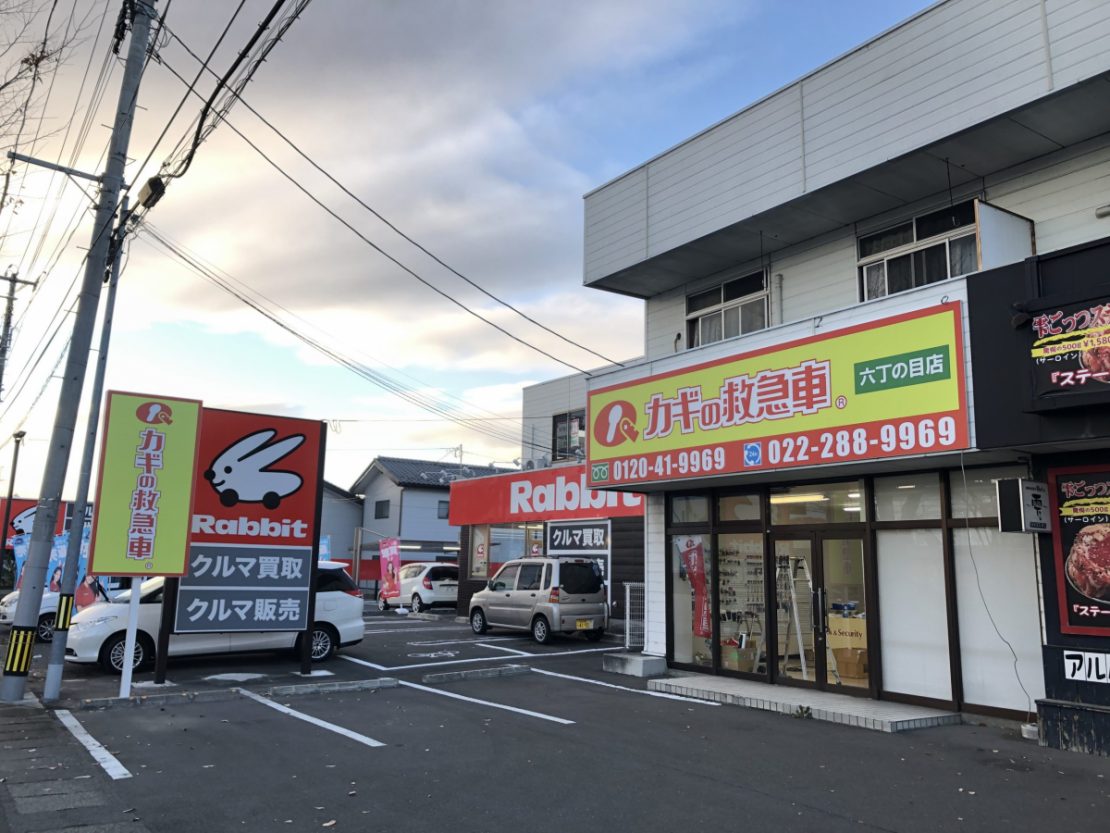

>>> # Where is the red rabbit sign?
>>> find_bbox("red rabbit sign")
[176,408,327,634]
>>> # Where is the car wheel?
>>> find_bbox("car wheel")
[99,632,154,675]
[36,613,55,643]
[584,628,605,642]
[377,593,388,612]
[303,623,338,662]
[531,615,552,644]
[411,594,425,614]
[470,608,488,634]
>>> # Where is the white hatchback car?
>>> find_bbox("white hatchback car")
[65,561,364,673]
[1,582,112,643]
[377,562,458,613]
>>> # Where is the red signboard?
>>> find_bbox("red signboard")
[448,464,644,526]
[189,409,324,547]
[1,498,68,539]
[1049,465,1110,636]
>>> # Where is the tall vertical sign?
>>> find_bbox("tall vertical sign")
[175,409,326,633]
[87,392,202,577]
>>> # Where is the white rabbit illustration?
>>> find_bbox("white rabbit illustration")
[203,429,306,509]
[11,506,36,534]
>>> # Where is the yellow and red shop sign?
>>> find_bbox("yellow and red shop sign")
[587,303,969,487]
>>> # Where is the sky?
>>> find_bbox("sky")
[0,0,938,498]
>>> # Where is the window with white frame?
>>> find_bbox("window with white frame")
[685,270,767,349]
[858,201,979,301]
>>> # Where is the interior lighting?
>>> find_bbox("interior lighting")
[769,493,828,505]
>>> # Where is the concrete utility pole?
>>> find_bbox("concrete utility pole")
[0,271,37,400]
[0,1,155,702]
[42,198,127,702]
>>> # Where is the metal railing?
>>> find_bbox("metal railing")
[624,581,645,650]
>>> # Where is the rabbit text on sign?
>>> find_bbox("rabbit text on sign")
[190,515,309,538]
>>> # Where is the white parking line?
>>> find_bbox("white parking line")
[531,668,722,706]
[239,689,386,748]
[343,646,613,672]
[477,643,531,656]
[55,710,132,780]
[407,637,517,646]
[361,626,463,635]
[397,680,574,725]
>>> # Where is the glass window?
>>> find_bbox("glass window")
[718,493,761,522]
[700,312,723,345]
[949,234,977,276]
[912,242,948,285]
[864,261,886,299]
[437,500,449,520]
[859,221,913,258]
[552,410,586,460]
[874,473,941,522]
[877,529,952,701]
[374,499,390,519]
[687,287,721,314]
[740,297,766,333]
[954,527,1045,710]
[950,466,1027,518]
[670,495,710,525]
[718,533,765,674]
[723,271,765,301]
[671,534,713,667]
[886,253,913,294]
[723,305,740,339]
[469,525,490,579]
[915,201,975,240]
[517,563,544,591]
[490,563,520,592]
[769,481,865,525]
[560,561,603,593]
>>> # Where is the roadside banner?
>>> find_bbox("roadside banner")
[379,538,401,600]
[88,392,203,576]
[175,408,325,634]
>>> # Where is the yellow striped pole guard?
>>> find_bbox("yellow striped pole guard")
[3,625,36,676]
[54,594,74,632]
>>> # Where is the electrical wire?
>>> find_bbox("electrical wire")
[162,26,625,371]
[149,58,590,376]
[135,223,545,454]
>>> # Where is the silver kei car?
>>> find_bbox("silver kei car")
[469,557,607,644]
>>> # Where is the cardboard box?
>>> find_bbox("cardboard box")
[833,647,868,678]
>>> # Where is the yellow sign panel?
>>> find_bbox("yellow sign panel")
[88,391,202,577]
[587,303,968,487]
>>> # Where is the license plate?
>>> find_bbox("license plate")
[576,619,591,630]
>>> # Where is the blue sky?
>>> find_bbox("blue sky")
[0,0,938,494]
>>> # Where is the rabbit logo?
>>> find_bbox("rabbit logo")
[204,429,306,510]
[10,506,36,534]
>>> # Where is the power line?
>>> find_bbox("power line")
[135,223,544,454]
[162,26,625,371]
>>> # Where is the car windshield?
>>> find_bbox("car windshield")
[112,579,161,602]
[560,562,603,594]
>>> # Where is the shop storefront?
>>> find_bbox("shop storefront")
[967,236,1110,753]
[586,289,1046,719]
[448,464,645,619]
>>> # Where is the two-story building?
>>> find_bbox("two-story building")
[579,0,1110,753]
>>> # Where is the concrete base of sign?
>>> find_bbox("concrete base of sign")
[602,651,667,678]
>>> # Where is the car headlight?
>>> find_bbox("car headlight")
[70,616,116,632]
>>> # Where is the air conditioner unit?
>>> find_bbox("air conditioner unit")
[523,460,536,471]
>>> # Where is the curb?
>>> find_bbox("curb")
[422,664,530,684]
[268,677,398,696]
[78,688,240,710]
[76,677,400,709]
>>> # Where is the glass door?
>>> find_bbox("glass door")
[774,534,869,691]
[774,536,818,685]
[821,537,869,691]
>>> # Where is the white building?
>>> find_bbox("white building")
[579,0,1110,752]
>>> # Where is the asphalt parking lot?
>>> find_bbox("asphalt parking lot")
[3,608,1109,833]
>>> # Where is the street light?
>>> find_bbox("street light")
[1,430,27,590]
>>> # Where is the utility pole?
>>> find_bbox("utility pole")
[43,198,127,702]
[0,271,37,400]
[0,1,155,702]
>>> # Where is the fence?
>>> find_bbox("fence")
[624,581,645,650]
